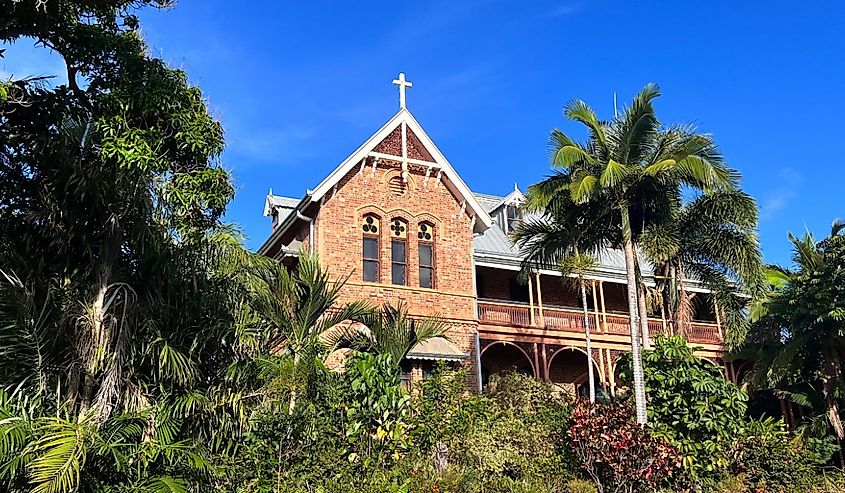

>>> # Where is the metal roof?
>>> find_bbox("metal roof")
[471,192,661,282]
[264,194,301,217]
[473,192,506,213]
[406,336,469,361]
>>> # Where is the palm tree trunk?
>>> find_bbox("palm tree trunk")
[637,281,651,350]
[289,351,301,415]
[620,206,648,425]
[579,277,596,403]
[80,265,111,418]
[669,265,678,335]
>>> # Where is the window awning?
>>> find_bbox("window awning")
[406,337,469,362]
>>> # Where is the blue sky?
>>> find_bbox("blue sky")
[3,1,843,264]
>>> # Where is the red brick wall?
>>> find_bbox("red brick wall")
[600,281,629,313]
[312,158,479,385]
[476,266,514,301]
[539,275,581,308]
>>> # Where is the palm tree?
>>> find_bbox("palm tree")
[329,302,448,371]
[512,197,611,403]
[251,251,370,413]
[741,221,845,441]
[638,190,764,346]
[524,84,738,424]
[564,252,599,403]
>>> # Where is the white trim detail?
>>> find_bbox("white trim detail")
[307,109,492,233]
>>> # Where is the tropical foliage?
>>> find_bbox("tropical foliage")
[568,401,682,493]
[517,83,754,424]
[739,221,845,441]
[620,337,748,477]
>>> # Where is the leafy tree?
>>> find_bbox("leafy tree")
[522,84,738,423]
[620,336,748,478]
[741,221,845,440]
[0,1,262,490]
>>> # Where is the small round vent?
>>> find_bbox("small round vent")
[388,176,407,196]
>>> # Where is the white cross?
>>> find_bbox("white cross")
[392,72,413,109]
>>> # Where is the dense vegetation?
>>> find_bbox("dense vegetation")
[2,1,845,492]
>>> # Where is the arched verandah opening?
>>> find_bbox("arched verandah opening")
[547,347,599,399]
[480,341,535,388]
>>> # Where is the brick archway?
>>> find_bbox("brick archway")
[546,347,597,398]
[480,341,536,386]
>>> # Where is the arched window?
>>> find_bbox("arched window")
[362,214,380,282]
[389,218,408,285]
[418,222,435,288]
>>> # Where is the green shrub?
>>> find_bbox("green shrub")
[734,420,815,492]
[619,336,748,479]
[708,474,747,493]
[344,352,411,467]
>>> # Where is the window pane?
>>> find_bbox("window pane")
[418,244,432,266]
[419,266,433,288]
[391,240,406,262]
[392,263,406,285]
[363,237,378,259]
[363,260,379,282]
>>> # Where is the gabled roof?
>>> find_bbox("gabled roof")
[308,108,492,233]
[263,193,300,217]
[474,192,505,213]
[492,184,525,211]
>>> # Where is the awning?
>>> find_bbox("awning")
[406,337,469,362]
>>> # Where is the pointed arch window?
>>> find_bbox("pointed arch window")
[418,222,435,289]
[389,218,408,285]
[362,214,380,282]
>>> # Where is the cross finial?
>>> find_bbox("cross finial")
[392,72,413,109]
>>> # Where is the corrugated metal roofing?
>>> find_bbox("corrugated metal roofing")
[406,336,469,361]
[268,195,300,209]
[473,192,505,213]
[474,222,520,256]
[471,192,652,276]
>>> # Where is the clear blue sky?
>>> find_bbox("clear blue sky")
[3,1,843,264]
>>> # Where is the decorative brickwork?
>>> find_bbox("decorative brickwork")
[373,125,435,162]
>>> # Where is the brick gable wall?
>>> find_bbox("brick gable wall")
[312,157,479,387]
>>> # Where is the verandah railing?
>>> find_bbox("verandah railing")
[477,299,722,345]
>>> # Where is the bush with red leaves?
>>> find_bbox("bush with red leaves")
[568,401,681,493]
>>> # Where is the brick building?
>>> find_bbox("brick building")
[258,74,727,396]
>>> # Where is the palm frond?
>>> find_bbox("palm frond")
[549,128,595,168]
[564,99,607,149]
[599,159,630,189]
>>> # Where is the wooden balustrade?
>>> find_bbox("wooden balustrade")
[686,322,722,344]
[648,319,667,337]
[477,299,722,345]
[603,314,630,335]
[543,306,598,334]
[477,301,531,327]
